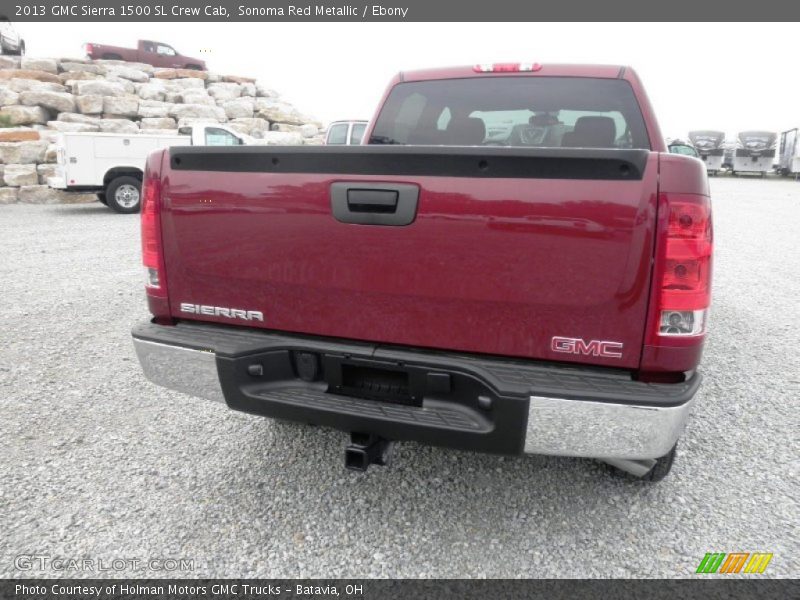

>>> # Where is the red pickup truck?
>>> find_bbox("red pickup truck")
[84,39,206,70]
[132,64,712,482]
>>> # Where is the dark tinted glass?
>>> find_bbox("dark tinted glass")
[370,76,650,149]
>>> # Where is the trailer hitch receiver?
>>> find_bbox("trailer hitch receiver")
[345,432,394,472]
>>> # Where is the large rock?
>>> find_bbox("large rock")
[254,131,304,145]
[19,90,76,113]
[15,185,90,204]
[163,92,182,103]
[180,90,215,106]
[4,79,67,93]
[240,82,256,97]
[75,95,103,114]
[0,128,40,142]
[228,117,270,136]
[140,117,177,130]
[223,98,254,119]
[0,187,19,204]
[138,100,175,118]
[255,83,279,98]
[208,82,241,103]
[0,70,61,83]
[271,122,319,138]
[164,78,206,90]
[0,56,21,70]
[169,103,226,121]
[74,80,128,97]
[105,77,136,94]
[59,62,103,75]
[254,99,306,125]
[17,185,98,204]
[47,120,100,133]
[59,71,103,84]
[0,87,20,105]
[57,113,101,124]
[106,66,150,82]
[0,105,49,126]
[103,95,139,117]
[222,75,256,84]
[0,141,48,164]
[36,163,58,184]
[154,68,207,80]
[98,119,138,133]
[21,58,59,74]
[136,83,166,101]
[94,60,154,74]
[3,164,38,186]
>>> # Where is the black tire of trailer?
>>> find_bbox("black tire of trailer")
[105,176,142,214]
[97,192,107,205]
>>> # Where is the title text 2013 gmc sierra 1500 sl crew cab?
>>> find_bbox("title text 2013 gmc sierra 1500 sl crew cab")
[132,63,712,482]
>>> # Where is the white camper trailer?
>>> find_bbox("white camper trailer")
[732,131,777,177]
[778,128,800,177]
[689,131,725,175]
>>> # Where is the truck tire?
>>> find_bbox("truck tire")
[106,176,141,214]
[97,192,108,205]
[641,444,677,482]
[102,53,123,60]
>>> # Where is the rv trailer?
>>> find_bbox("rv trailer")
[689,130,725,175]
[732,130,777,177]
[778,128,800,177]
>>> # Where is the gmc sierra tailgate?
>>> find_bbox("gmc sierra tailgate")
[159,145,657,369]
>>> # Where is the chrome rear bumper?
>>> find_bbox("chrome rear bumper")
[133,329,697,464]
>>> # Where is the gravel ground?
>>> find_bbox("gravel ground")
[0,176,798,579]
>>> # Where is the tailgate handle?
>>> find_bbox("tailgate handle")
[347,189,398,213]
[331,182,419,226]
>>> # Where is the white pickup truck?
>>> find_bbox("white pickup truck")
[48,123,250,213]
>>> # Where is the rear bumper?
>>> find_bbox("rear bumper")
[132,321,700,460]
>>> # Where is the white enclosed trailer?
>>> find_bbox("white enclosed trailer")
[732,131,777,177]
[778,128,800,177]
[48,124,249,213]
[689,130,725,175]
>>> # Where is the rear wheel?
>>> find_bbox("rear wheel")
[102,53,122,60]
[105,176,141,214]
[97,192,107,205]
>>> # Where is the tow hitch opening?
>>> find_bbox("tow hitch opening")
[345,432,394,472]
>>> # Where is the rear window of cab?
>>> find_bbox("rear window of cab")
[369,76,651,150]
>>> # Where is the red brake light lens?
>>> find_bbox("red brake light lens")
[653,194,713,336]
[141,171,165,296]
[473,63,542,73]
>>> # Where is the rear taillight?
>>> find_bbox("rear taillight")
[651,193,713,339]
[84,43,93,54]
[141,168,165,297]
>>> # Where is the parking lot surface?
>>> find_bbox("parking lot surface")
[1,176,798,578]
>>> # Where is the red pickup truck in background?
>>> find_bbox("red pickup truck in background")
[132,64,712,482]
[83,39,206,70]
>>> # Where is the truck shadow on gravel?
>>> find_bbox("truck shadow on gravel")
[232,416,657,500]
